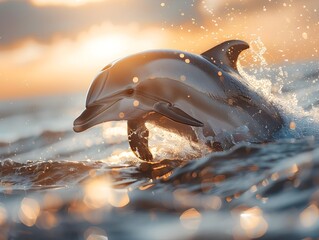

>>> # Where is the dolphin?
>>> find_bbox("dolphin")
[73,40,283,161]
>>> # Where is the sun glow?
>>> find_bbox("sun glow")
[83,35,127,60]
[30,0,106,7]
[0,22,164,99]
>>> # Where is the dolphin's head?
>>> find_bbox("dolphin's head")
[74,50,207,133]
[73,58,150,132]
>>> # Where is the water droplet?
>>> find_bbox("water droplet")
[132,77,139,83]
[180,208,201,230]
[300,204,319,228]
[180,75,186,81]
[289,121,296,130]
[0,204,7,226]
[19,198,40,227]
[240,207,268,238]
[133,100,139,107]
[119,112,125,119]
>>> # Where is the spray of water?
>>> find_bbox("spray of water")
[101,38,319,163]
[238,38,319,138]
[146,122,211,161]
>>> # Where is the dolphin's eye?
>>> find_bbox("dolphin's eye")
[126,88,134,95]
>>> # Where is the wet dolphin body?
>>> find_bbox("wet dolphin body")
[73,40,283,161]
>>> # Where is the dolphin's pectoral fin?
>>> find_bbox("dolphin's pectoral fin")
[153,102,203,127]
[201,40,249,72]
[127,120,153,161]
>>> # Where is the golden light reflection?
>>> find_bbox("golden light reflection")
[250,185,257,193]
[83,177,112,209]
[84,227,108,240]
[0,204,7,225]
[68,200,90,215]
[36,211,58,230]
[290,121,296,130]
[108,189,130,208]
[132,77,139,83]
[68,198,107,224]
[133,100,140,107]
[118,112,125,119]
[271,172,279,181]
[261,179,269,187]
[83,176,130,209]
[300,204,319,228]
[239,207,268,238]
[180,208,202,230]
[226,196,232,203]
[30,0,106,7]
[19,198,41,227]
[42,193,63,211]
[203,196,222,210]
[290,164,299,175]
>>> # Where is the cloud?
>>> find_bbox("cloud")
[0,22,167,99]
[30,0,106,7]
[0,0,318,99]
[1,0,317,49]
[0,0,201,46]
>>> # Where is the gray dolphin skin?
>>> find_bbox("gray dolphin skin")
[73,40,283,161]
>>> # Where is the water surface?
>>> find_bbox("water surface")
[1,53,319,239]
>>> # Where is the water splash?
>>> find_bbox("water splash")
[238,38,285,97]
[237,38,319,138]
[146,122,211,161]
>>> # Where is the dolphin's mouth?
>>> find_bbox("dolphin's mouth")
[73,100,119,132]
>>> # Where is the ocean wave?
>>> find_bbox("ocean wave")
[0,130,73,159]
[1,138,319,239]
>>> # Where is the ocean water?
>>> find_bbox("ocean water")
[1,45,319,239]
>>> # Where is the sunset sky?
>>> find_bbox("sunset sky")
[0,0,318,99]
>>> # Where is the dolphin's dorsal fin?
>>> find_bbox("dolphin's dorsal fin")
[201,40,249,72]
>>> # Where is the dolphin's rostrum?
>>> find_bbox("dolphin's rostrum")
[74,40,283,161]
